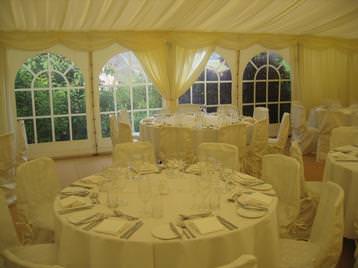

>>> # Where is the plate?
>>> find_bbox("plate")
[250,183,272,191]
[152,224,179,240]
[237,208,266,219]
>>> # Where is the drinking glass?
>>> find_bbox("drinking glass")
[137,176,152,217]
[117,169,128,207]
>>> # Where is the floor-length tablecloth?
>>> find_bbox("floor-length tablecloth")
[54,172,279,268]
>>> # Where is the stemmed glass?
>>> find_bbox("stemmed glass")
[137,176,152,217]
[117,168,128,207]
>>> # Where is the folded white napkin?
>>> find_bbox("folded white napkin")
[93,218,128,235]
[238,192,273,207]
[67,210,98,225]
[60,196,89,208]
[81,175,105,185]
[191,216,225,235]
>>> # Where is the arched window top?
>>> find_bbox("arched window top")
[98,51,162,136]
[242,51,291,124]
[14,52,87,144]
[179,52,232,112]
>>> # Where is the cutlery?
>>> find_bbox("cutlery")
[121,221,143,239]
[69,183,93,189]
[236,200,268,211]
[169,222,182,239]
[82,214,105,231]
[90,192,100,204]
[179,212,212,220]
[177,221,196,238]
[57,205,94,215]
[73,213,101,225]
[114,209,139,221]
[216,216,237,230]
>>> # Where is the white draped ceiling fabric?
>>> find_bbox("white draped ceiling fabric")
[1,0,358,133]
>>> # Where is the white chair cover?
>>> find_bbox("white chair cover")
[159,126,194,163]
[15,120,28,166]
[0,132,16,183]
[112,141,156,167]
[0,189,19,253]
[268,112,290,153]
[291,103,318,154]
[279,182,344,268]
[253,107,268,121]
[316,110,346,160]
[198,143,239,170]
[352,110,358,126]
[262,154,301,229]
[330,126,358,150]
[15,157,60,242]
[217,255,257,268]
[244,119,268,177]
[218,123,247,170]
[288,142,319,240]
[177,104,201,114]
[109,114,120,146]
[118,110,131,125]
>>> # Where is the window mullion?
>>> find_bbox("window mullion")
[48,53,56,142]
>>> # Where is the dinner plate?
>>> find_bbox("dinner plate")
[237,208,266,219]
[152,224,179,240]
[250,183,272,191]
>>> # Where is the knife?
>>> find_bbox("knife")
[216,216,237,230]
[169,222,182,239]
[121,221,143,239]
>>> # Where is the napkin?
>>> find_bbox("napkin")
[332,145,354,153]
[330,152,358,161]
[59,196,89,208]
[81,175,105,185]
[67,210,98,225]
[93,218,128,235]
[238,192,273,207]
[191,216,225,235]
[61,187,88,194]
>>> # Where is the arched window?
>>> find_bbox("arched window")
[179,52,232,113]
[242,52,291,123]
[14,53,87,144]
[99,52,162,136]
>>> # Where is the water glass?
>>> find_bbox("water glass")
[106,182,118,208]
[138,176,152,217]
[151,195,164,219]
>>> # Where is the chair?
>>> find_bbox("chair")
[198,143,239,171]
[279,182,344,268]
[118,110,131,125]
[244,119,268,177]
[316,110,345,161]
[159,126,194,164]
[109,114,120,146]
[330,126,358,150]
[218,123,247,170]
[0,132,16,183]
[352,110,358,126]
[176,104,201,114]
[288,141,319,240]
[262,154,301,231]
[112,141,156,168]
[217,255,257,268]
[109,114,132,147]
[268,112,290,153]
[15,157,60,243]
[290,103,318,154]
[15,120,28,166]
[0,189,63,268]
[253,107,268,121]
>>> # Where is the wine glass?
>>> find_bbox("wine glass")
[117,169,128,207]
[137,176,152,217]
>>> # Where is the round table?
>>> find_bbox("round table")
[323,145,358,239]
[54,170,279,268]
[140,115,254,160]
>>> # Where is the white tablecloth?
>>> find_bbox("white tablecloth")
[307,107,356,129]
[323,145,358,239]
[140,119,253,160]
[54,172,279,268]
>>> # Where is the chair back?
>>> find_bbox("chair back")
[275,112,290,150]
[218,123,246,169]
[249,119,268,153]
[262,154,301,226]
[0,132,16,178]
[289,141,306,196]
[0,189,19,252]
[113,142,156,167]
[118,110,131,125]
[109,114,120,146]
[352,110,358,126]
[198,143,238,170]
[330,126,358,150]
[16,120,28,165]
[15,157,60,226]
[216,255,257,268]
[3,249,64,268]
[253,107,268,121]
[159,126,194,163]
[118,122,133,143]
[310,182,344,267]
